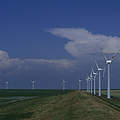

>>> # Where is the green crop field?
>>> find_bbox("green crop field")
[0,89,120,120]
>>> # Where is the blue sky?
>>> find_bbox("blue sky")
[0,0,120,89]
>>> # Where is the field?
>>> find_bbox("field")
[0,90,120,120]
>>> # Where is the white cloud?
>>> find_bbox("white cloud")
[0,50,9,60]
[48,28,120,57]
[24,59,76,69]
[0,50,76,73]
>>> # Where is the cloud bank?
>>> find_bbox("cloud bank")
[48,28,120,57]
[0,50,77,77]
[0,28,120,88]
[0,50,86,89]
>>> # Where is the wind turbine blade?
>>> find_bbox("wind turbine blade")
[103,66,106,78]
[95,60,99,69]
[101,52,108,61]
[92,67,94,74]
[90,72,93,78]
[104,56,108,61]
[111,49,120,61]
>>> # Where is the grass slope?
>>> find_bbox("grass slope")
[0,90,120,120]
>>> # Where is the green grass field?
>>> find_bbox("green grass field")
[0,89,120,120]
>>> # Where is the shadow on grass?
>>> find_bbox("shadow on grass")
[0,112,33,120]
[95,94,120,112]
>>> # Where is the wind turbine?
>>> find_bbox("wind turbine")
[6,81,8,89]
[32,80,35,89]
[95,61,103,96]
[78,80,82,90]
[103,50,120,99]
[88,76,91,93]
[62,80,67,90]
[92,68,97,95]
[86,77,89,92]
[90,72,93,94]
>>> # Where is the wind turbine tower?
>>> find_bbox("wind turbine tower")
[6,81,8,89]
[87,76,91,93]
[92,68,97,95]
[104,50,120,99]
[78,80,82,90]
[32,80,35,89]
[90,72,93,94]
[62,80,66,90]
[86,77,89,92]
[95,61,103,96]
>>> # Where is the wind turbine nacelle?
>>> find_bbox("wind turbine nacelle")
[106,60,112,64]
[93,73,97,75]
[98,68,102,71]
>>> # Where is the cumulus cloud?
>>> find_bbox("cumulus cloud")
[0,50,9,61]
[24,59,76,69]
[48,28,120,57]
[0,50,76,74]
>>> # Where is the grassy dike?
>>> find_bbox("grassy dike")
[0,90,120,120]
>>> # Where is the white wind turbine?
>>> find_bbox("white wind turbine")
[95,61,103,96]
[6,81,8,89]
[62,80,67,90]
[32,80,35,89]
[88,76,91,93]
[103,50,120,99]
[90,72,93,94]
[86,77,89,92]
[78,80,82,90]
[92,68,97,95]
